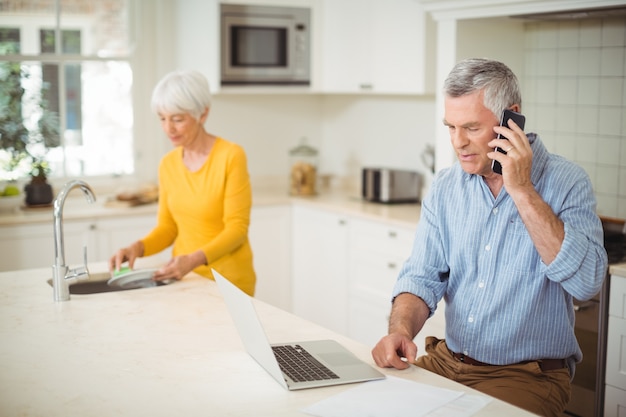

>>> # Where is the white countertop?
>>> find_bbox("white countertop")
[0,188,422,229]
[0,263,533,417]
[610,262,626,277]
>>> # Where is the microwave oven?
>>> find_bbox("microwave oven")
[220,4,311,85]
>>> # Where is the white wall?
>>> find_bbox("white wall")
[207,93,436,192]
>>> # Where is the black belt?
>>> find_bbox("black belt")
[451,352,567,371]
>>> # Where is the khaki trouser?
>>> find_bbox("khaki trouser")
[415,337,571,417]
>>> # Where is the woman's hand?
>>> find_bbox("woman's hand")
[152,250,207,282]
[109,241,144,273]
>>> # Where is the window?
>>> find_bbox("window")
[0,0,133,181]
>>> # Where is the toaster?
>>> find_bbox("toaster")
[362,167,422,203]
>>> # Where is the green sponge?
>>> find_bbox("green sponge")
[113,266,132,277]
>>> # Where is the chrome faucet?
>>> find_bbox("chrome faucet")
[52,180,97,302]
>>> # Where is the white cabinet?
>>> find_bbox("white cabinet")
[347,217,445,351]
[347,218,413,345]
[291,204,350,335]
[319,0,430,94]
[605,273,626,416]
[94,215,169,266]
[0,220,96,272]
[249,205,292,311]
[0,213,165,272]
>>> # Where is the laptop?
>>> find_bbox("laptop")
[213,269,385,390]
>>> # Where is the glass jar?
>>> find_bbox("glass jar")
[289,138,318,196]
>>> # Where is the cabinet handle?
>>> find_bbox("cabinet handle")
[338,219,347,226]
[89,224,96,231]
[388,230,397,238]
[387,262,397,269]
[359,83,373,90]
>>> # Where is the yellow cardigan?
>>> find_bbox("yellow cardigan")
[141,137,256,295]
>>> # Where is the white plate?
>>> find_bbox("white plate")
[107,268,159,289]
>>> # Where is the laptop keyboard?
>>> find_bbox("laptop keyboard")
[272,344,340,382]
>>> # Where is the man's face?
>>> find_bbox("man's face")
[443,90,500,177]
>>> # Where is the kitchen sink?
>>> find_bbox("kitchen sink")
[46,271,174,295]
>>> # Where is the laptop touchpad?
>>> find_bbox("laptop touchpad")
[319,352,364,366]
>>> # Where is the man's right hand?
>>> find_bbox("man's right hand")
[371,333,418,370]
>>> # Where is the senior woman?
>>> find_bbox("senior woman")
[109,70,256,295]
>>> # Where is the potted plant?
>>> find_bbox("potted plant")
[0,43,60,205]
[24,159,53,206]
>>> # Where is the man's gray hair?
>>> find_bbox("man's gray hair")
[443,58,522,119]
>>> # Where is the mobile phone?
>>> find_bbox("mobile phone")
[491,109,526,175]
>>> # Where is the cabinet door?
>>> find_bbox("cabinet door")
[0,220,95,272]
[95,215,169,266]
[292,205,349,335]
[347,218,413,345]
[320,0,426,94]
[320,0,372,92]
[249,205,292,311]
[606,315,626,391]
[604,385,626,417]
[347,217,445,352]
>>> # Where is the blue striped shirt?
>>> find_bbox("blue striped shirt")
[394,134,608,370]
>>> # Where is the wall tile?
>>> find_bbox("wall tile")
[536,77,557,103]
[556,77,577,104]
[575,105,599,134]
[597,135,622,165]
[602,19,626,47]
[557,49,579,76]
[596,194,618,216]
[555,106,576,133]
[558,21,580,48]
[578,48,602,76]
[525,18,625,219]
[521,78,536,105]
[599,78,624,106]
[601,47,625,76]
[524,22,542,49]
[577,78,600,105]
[535,22,559,48]
[598,107,623,136]
[534,104,556,131]
[553,132,576,160]
[576,134,598,163]
[535,49,558,76]
[524,49,540,77]
[617,197,626,219]
[580,19,603,47]
[596,165,620,193]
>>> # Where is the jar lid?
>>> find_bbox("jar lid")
[289,139,318,157]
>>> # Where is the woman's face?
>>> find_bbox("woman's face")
[158,110,206,147]
[443,90,500,178]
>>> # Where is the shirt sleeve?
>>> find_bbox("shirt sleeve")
[543,168,608,300]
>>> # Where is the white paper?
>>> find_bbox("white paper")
[302,376,465,417]
[429,394,492,417]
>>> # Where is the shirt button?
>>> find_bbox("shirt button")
[485,244,491,251]
[478,282,485,288]
[493,208,498,214]
[468,316,474,323]
[463,350,469,355]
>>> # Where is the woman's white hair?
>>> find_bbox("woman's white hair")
[151,70,212,121]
